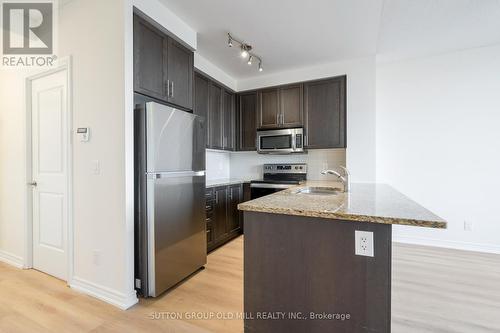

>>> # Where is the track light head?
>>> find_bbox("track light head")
[258,62,263,72]
[247,55,253,65]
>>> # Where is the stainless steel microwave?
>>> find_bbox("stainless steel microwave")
[256,128,304,154]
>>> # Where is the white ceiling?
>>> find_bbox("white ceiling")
[159,0,500,79]
[377,0,500,62]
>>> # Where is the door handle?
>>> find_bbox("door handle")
[28,181,37,186]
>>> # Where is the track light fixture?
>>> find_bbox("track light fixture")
[227,33,263,72]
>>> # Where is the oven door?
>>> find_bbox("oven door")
[257,128,303,154]
[250,183,293,199]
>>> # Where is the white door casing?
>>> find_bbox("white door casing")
[31,69,68,280]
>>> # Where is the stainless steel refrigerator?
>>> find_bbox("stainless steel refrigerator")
[134,101,206,297]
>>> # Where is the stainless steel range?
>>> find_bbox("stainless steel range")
[250,163,307,199]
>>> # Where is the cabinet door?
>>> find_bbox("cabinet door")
[133,16,167,101]
[304,76,346,149]
[239,92,257,151]
[226,185,242,234]
[280,84,303,128]
[258,88,280,129]
[213,187,228,242]
[208,83,223,149]
[223,90,235,150]
[166,38,193,110]
[194,72,210,147]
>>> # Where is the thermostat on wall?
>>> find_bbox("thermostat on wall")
[77,127,90,142]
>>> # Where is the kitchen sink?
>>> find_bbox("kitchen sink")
[294,187,342,195]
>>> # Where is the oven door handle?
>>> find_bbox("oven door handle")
[250,183,294,189]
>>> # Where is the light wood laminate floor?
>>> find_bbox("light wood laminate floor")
[0,236,499,332]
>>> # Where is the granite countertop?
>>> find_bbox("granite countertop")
[206,178,249,188]
[238,181,446,228]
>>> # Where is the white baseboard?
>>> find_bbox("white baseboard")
[0,250,24,268]
[70,276,138,310]
[393,235,500,254]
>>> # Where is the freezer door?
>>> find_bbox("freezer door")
[146,102,205,173]
[147,171,207,297]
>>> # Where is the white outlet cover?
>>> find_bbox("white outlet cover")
[355,230,374,257]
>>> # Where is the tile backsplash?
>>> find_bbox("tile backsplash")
[206,149,346,181]
[206,150,230,180]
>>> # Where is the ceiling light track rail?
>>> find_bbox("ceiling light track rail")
[227,32,263,72]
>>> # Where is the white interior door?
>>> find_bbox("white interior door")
[31,69,68,281]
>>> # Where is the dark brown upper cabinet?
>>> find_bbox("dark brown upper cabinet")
[258,88,280,129]
[166,38,193,110]
[304,76,346,149]
[208,83,223,149]
[279,84,303,127]
[238,92,258,151]
[133,16,166,101]
[257,85,304,129]
[194,71,237,151]
[194,72,210,147]
[133,14,193,110]
[223,90,235,150]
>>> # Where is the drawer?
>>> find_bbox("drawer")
[205,200,214,212]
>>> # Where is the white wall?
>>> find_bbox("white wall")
[237,56,376,182]
[230,149,346,181]
[59,0,136,308]
[0,70,29,267]
[376,44,500,254]
[0,0,138,308]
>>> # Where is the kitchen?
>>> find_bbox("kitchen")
[0,0,499,332]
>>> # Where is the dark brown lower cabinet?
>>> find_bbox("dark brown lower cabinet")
[205,184,243,252]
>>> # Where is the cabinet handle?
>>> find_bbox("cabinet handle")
[170,81,174,98]
[276,114,280,125]
[215,191,218,204]
[166,80,170,97]
[280,113,284,125]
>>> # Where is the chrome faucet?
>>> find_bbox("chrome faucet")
[321,166,350,192]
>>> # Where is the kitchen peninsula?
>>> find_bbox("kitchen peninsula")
[238,181,446,333]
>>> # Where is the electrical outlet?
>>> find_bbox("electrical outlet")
[355,230,374,257]
[92,160,100,175]
[92,250,101,266]
[464,221,474,231]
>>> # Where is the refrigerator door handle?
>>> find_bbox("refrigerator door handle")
[146,171,205,179]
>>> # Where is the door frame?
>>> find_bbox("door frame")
[24,56,74,284]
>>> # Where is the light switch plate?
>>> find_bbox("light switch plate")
[355,230,374,257]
